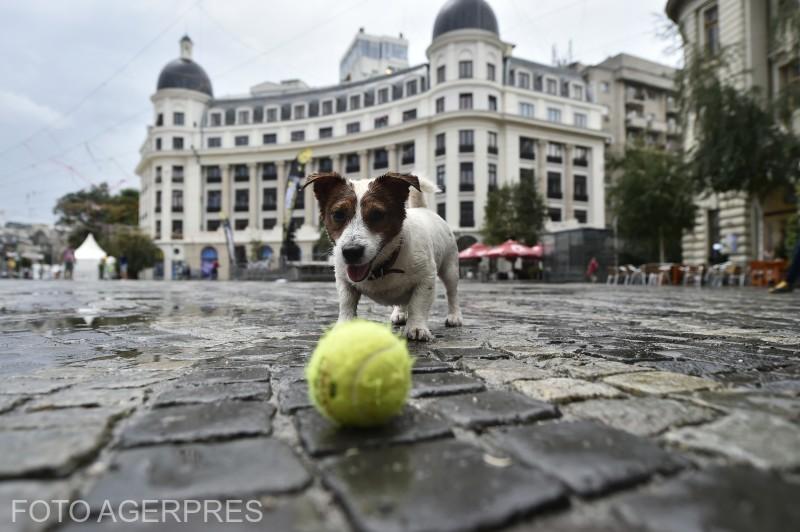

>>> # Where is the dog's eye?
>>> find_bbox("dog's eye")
[368,210,385,223]
[331,210,346,223]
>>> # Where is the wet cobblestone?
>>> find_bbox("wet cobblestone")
[0,280,798,531]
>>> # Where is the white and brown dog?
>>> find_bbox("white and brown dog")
[302,171,462,341]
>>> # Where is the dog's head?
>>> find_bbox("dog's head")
[303,171,420,283]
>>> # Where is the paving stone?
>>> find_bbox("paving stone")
[0,378,73,395]
[84,438,311,508]
[513,378,624,404]
[0,395,26,414]
[410,372,486,398]
[583,346,670,363]
[603,371,720,395]
[321,439,566,532]
[183,366,270,384]
[433,346,508,362]
[664,411,800,469]
[0,406,128,430]
[562,397,717,436]
[489,420,686,496]
[423,390,559,429]
[529,356,648,379]
[25,387,145,411]
[639,358,734,376]
[680,389,800,421]
[457,358,550,386]
[0,480,74,532]
[411,356,451,373]
[277,381,312,414]
[294,407,452,457]
[760,378,800,396]
[0,425,110,478]
[153,381,271,407]
[118,401,275,447]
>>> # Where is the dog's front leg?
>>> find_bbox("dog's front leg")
[404,273,435,341]
[337,278,360,323]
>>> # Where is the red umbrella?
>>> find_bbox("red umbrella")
[458,243,490,260]
[486,240,541,259]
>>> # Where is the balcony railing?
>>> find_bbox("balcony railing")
[435,147,445,156]
[547,191,563,199]
[573,194,589,202]
[346,164,359,173]
[374,159,388,169]
[520,151,535,160]
[234,204,249,212]
[488,146,498,155]
[206,205,221,213]
[459,144,474,153]
[171,232,183,240]
[547,156,563,164]
[459,183,475,192]
[262,204,277,211]
[401,156,415,165]
[573,158,589,167]
[171,206,183,213]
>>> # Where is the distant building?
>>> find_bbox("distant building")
[136,0,609,279]
[340,29,409,82]
[666,0,798,263]
[0,222,66,265]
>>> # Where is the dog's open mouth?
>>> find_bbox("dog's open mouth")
[346,262,372,283]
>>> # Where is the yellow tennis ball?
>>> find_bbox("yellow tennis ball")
[306,319,412,427]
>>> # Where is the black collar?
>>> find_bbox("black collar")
[368,238,404,280]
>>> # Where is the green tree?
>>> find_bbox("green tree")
[53,184,140,248]
[105,227,160,279]
[608,146,696,263]
[482,178,546,245]
[250,239,264,262]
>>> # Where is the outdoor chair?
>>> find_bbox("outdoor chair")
[706,263,726,287]
[681,264,705,287]
[643,263,671,286]
[625,264,645,285]
[606,266,619,285]
[724,262,747,287]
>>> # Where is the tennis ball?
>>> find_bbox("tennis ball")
[306,319,412,427]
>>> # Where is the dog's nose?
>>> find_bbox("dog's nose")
[342,245,365,264]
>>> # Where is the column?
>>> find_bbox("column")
[359,150,369,179]
[249,162,258,231]
[305,159,316,226]
[563,145,574,222]
[221,164,231,221]
[387,144,398,172]
[536,140,547,199]
[277,161,287,225]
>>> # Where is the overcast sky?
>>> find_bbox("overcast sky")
[0,0,680,224]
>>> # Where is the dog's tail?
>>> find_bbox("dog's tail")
[408,177,438,208]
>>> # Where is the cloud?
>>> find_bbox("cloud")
[0,90,64,128]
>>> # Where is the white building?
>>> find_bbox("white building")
[136,0,608,279]
[340,28,409,82]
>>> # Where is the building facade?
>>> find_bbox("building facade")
[666,0,798,264]
[136,0,608,279]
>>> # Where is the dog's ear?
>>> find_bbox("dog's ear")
[302,172,348,205]
[374,172,421,193]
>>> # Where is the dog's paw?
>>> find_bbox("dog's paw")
[404,324,433,342]
[390,307,407,326]
[445,312,463,327]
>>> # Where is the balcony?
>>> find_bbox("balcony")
[573,158,588,167]
[648,119,668,133]
[547,191,563,200]
[459,183,475,192]
[374,159,388,170]
[435,147,445,156]
[171,232,183,240]
[488,146,498,155]
[171,206,183,213]
[667,122,682,136]
[262,204,277,211]
[573,194,589,202]
[206,205,221,213]
[626,115,647,129]
[234,204,249,212]
[546,156,563,164]
[459,144,474,153]
[401,156,415,165]
[346,164,360,173]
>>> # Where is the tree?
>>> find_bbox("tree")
[105,227,160,279]
[608,146,696,263]
[53,184,140,248]
[482,178,546,245]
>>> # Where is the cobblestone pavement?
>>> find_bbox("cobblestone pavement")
[1,280,799,531]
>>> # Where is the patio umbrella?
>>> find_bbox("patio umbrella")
[458,242,490,260]
[486,240,540,259]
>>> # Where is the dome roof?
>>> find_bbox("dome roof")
[156,58,213,96]
[432,0,499,40]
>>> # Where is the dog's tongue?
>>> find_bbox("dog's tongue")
[346,263,371,282]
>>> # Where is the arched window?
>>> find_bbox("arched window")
[200,247,218,279]
[260,245,274,261]
[456,235,477,251]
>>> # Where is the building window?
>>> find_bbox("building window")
[435,133,446,156]
[374,116,388,129]
[402,109,417,122]
[336,96,347,112]
[458,60,473,79]
[547,172,562,199]
[208,137,221,148]
[155,138,162,151]
[600,81,610,93]
[318,126,333,138]
[262,162,277,180]
[156,113,163,126]
[235,135,249,147]
[263,218,277,230]
[436,97,445,114]
[548,208,562,222]
[294,105,305,119]
[363,91,374,108]
[263,133,277,145]
[346,153,359,173]
[280,103,291,120]
[266,108,278,122]
[207,220,221,231]
[547,108,562,123]
[346,122,360,134]
[225,109,235,125]
[322,101,333,115]
[373,148,389,169]
[237,110,249,124]
[574,175,588,202]
[574,146,590,166]
[172,137,184,150]
[459,129,474,152]
[291,130,305,142]
[171,190,183,213]
[406,79,418,96]
[291,217,304,230]
[546,78,558,95]
[234,164,249,182]
[172,165,184,183]
[459,93,473,110]
[234,219,249,231]
[155,220,161,239]
[393,83,403,100]
[349,95,361,111]
[704,5,720,54]
[488,163,497,191]
[573,85,584,100]
[487,63,496,81]
[295,189,305,209]
[575,209,587,224]
[518,72,531,89]
[574,113,588,128]
[520,137,536,160]
[210,112,222,126]
[460,201,474,227]
[547,143,564,163]
[488,95,498,111]
[488,131,498,154]
[155,190,162,213]
[459,162,474,191]
[205,166,220,183]
[401,142,415,165]
[155,166,162,183]
[520,168,535,184]
[262,188,277,210]
[234,189,249,212]
[172,220,183,240]
[436,164,446,192]
[207,190,221,212]
[378,88,389,104]
[318,157,333,173]
[437,202,446,220]
[437,65,446,83]
[253,107,264,122]
[173,112,184,126]
[519,102,534,118]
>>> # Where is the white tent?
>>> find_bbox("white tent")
[73,233,107,281]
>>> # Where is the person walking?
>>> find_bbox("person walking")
[586,256,599,283]
[770,240,800,293]
[62,247,75,280]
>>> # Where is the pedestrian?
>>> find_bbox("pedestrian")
[586,256,599,283]
[98,257,106,280]
[211,259,219,280]
[770,239,800,294]
[62,247,75,280]
[120,256,128,280]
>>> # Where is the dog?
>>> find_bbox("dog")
[302,171,463,341]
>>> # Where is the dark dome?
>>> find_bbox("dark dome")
[432,0,499,40]
[156,58,213,96]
